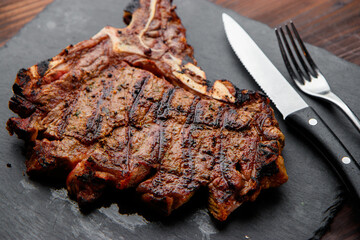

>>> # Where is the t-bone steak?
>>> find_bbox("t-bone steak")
[6,0,288,221]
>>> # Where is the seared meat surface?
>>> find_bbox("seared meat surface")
[6,0,288,221]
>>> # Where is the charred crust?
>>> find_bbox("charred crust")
[12,83,24,97]
[77,171,95,183]
[6,118,16,136]
[36,78,42,86]
[86,156,95,163]
[144,48,152,57]
[60,48,69,56]
[257,91,267,99]
[234,89,252,105]
[258,144,277,159]
[255,141,280,178]
[257,160,279,178]
[176,105,184,113]
[6,117,34,140]
[123,0,140,25]
[36,156,56,169]
[16,68,31,86]
[37,60,50,77]
[223,109,250,131]
[234,88,269,106]
[204,79,212,88]
[9,95,36,118]
[176,69,185,74]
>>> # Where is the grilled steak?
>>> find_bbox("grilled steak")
[6,0,288,221]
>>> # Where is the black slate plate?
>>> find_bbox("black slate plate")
[1,0,359,239]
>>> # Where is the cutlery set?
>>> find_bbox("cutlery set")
[276,22,360,132]
[222,13,360,201]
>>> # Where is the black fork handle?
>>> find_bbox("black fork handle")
[286,107,360,202]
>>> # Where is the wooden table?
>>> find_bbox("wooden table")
[1,0,359,239]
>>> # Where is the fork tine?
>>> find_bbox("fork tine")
[290,22,318,75]
[285,24,312,80]
[275,28,299,83]
[277,26,305,84]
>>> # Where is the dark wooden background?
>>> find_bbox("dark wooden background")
[0,0,359,239]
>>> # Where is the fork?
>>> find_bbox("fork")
[275,22,360,132]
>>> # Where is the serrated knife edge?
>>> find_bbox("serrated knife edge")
[222,13,308,119]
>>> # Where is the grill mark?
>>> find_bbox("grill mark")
[125,75,150,170]
[9,95,36,118]
[122,126,132,172]
[85,80,113,143]
[218,142,233,188]
[131,101,161,131]
[128,76,150,123]
[180,96,200,151]
[216,107,238,200]
[182,126,196,187]
[185,96,200,125]
[149,128,161,165]
[156,121,165,165]
[156,88,175,162]
[193,100,223,128]
[134,81,166,130]
[156,88,175,120]
[258,142,278,155]
[217,138,235,202]
[132,76,149,99]
[57,99,79,137]
[257,146,279,178]
[223,108,251,131]
[179,96,202,188]
[255,141,280,180]
[190,102,229,186]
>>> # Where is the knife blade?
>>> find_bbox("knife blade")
[222,13,360,201]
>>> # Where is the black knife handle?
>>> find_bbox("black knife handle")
[286,107,360,202]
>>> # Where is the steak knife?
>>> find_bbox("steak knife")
[222,13,360,201]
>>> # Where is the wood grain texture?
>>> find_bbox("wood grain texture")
[0,0,359,239]
[209,0,360,66]
[0,0,53,46]
[322,200,360,240]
